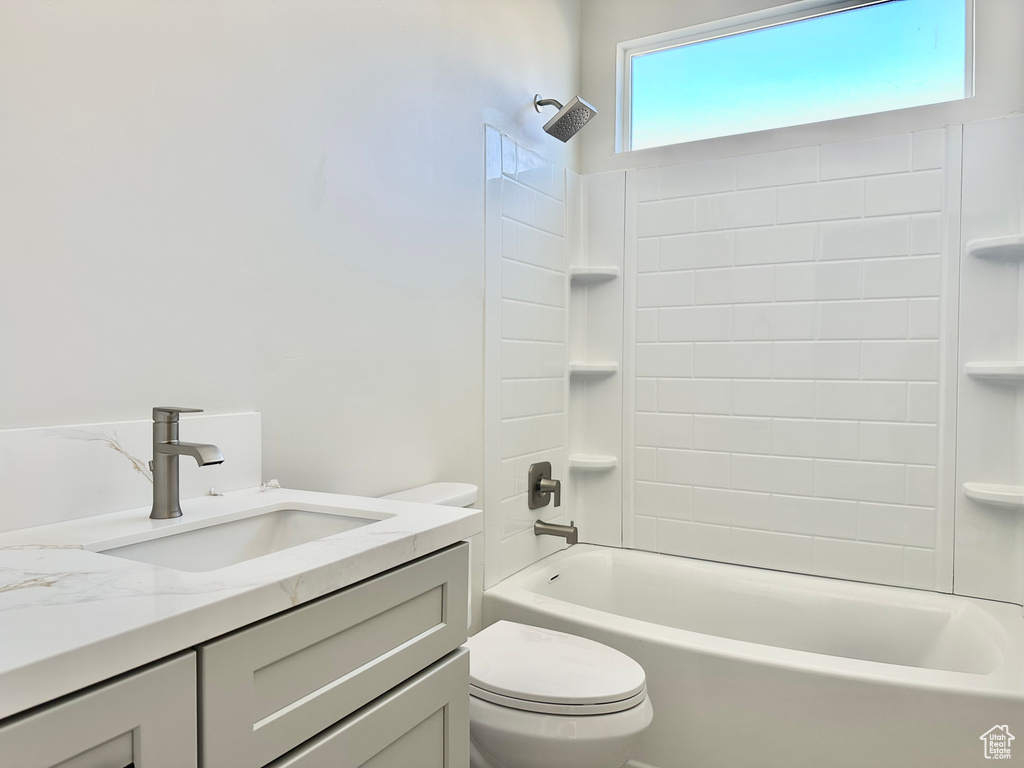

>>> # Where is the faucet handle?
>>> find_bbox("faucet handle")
[153,406,204,423]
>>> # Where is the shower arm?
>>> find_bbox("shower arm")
[534,95,564,113]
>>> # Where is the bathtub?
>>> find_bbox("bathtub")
[482,545,1024,768]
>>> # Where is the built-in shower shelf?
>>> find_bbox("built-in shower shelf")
[569,267,620,285]
[964,362,1024,382]
[568,361,618,377]
[967,235,1024,261]
[963,482,1024,509]
[568,454,618,471]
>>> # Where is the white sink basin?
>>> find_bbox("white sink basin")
[99,505,383,572]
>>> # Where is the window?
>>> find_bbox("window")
[622,0,971,151]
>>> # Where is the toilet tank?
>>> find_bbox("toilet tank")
[382,482,478,508]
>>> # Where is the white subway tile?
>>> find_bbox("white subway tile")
[634,515,658,550]
[771,341,861,380]
[516,302,560,342]
[657,519,728,561]
[908,298,940,339]
[517,147,558,197]
[908,382,939,423]
[736,147,819,189]
[734,223,818,266]
[501,177,534,223]
[910,213,943,255]
[501,417,536,459]
[661,157,736,198]
[694,342,772,379]
[638,198,697,237]
[733,380,816,417]
[733,454,815,495]
[774,261,862,302]
[660,305,734,341]
[858,503,935,547]
[636,343,694,377]
[816,381,908,421]
[812,538,904,584]
[635,481,693,519]
[863,256,942,299]
[660,231,734,270]
[778,179,864,223]
[734,303,815,340]
[658,448,732,487]
[906,465,938,506]
[864,170,943,216]
[637,238,660,272]
[636,412,694,449]
[903,546,935,589]
[695,265,774,306]
[637,271,695,308]
[501,496,533,538]
[501,458,518,499]
[772,418,860,461]
[502,259,564,307]
[636,379,658,411]
[502,299,518,339]
[693,414,773,454]
[501,340,538,379]
[535,413,564,451]
[635,446,658,481]
[659,378,733,414]
[697,188,777,231]
[820,216,911,260]
[726,528,814,572]
[815,460,905,503]
[517,223,565,271]
[818,299,908,339]
[771,495,858,539]
[501,380,518,419]
[636,309,658,342]
[912,129,945,171]
[534,194,565,236]
[635,168,661,202]
[692,487,772,528]
[502,218,517,259]
[860,422,937,464]
[861,340,939,381]
[820,134,912,180]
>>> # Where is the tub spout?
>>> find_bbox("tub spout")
[535,519,578,545]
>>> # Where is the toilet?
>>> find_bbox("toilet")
[466,621,653,768]
[383,483,654,768]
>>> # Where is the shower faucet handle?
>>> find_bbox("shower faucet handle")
[528,461,561,509]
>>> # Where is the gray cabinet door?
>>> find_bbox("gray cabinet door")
[200,542,469,768]
[0,652,197,768]
[267,648,469,768]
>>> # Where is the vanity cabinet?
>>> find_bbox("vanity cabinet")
[0,652,197,768]
[200,542,469,768]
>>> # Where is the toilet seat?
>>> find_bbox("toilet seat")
[465,621,647,716]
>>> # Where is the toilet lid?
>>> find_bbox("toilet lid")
[465,621,646,714]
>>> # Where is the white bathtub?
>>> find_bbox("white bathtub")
[483,545,1024,768]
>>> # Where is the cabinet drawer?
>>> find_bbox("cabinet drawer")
[268,648,469,768]
[200,542,468,768]
[0,652,196,768]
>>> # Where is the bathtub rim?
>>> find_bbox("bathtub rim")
[484,544,1024,701]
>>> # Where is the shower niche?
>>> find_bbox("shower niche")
[566,172,626,548]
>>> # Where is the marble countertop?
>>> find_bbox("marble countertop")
[0,487,482,721]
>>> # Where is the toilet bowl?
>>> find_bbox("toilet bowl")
[465,620,654,768]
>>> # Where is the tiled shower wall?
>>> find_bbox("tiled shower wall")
[625,130,956,590]
[484,127,573,588]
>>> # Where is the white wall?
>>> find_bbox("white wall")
[579,0,1024,174]
[0,1,581,503]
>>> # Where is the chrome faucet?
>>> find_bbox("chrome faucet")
[150,407,224,519]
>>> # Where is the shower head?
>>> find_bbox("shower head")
[534,94,597,142]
